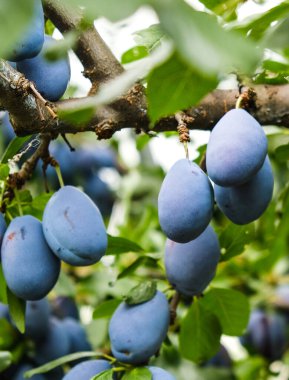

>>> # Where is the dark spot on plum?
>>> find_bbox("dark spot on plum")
[64,207,74,229]
[20,227,26,240]
[191,170,199,176]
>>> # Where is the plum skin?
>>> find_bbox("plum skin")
[109,291,170,364]
[215,156,273,224]
[240,309,287,362]
[62,360,112,380]
[8,0,44,62]
[25,298,50,341]
[148,366,176,380]
[1,215,60,301]
[206,109,268,187]
[17,35,70,101]
[165,225,220,296]
[34,317,71,365]
[158,159,214,243]
[42,185,107,266]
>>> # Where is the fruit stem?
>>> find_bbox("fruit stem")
[54,164,65,188]
[14,188,23,216]
[235,94,244,109]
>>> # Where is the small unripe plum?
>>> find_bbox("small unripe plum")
[1,215,61,300]
[12,363,45,380]
[215,156,273,224]
[62,317,91,353]
[148,366,176,380]
[240,309,287,362]
[206,109,267,186]
[158,159,214,243]
[62,359,112,380]
[34,317,70,365]
[109,290,170,364]
[164,225,220,296]
[17,35,70,101]
[43,186,107,266]
[25,298,50,341]
[8,0,44,62]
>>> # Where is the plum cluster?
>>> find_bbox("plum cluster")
[1,296,91,380]
[1,185,107,301]
[6,0,70,102]
[158,109,273,297]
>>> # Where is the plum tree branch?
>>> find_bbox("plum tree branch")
[43,0,124,91]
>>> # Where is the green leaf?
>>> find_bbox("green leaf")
[233,2,289,40]
[0,0,35,59]
[117,256,157,280]
[121,46,149,64]
[219,223,255,262]
[0,351,12,372]
[0,266,7,304]
[199,0,239,20]
[124,280,157,305]
[7,288,25,334]
[179,300,222,363]
[90,369,115,380]
[58,106,96,126]
[202,288,250,336]
[153,0,260,75]
[122,367,152,380]
[1,136,33,164]
[0,164,9,181]
[147,53,218,122]
[275,143,289,162]
[107,235,144,255]
[44,32,78,61]
[93,299,122,319]
[24,351,99,378]
[0,319,19,350]
[264,17,289,53]
[134,24,166,51]
[62,0,146,22]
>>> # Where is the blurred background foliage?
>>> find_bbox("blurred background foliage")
[2,0,289,379]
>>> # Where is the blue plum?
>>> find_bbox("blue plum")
[109,290,170,364]
[25,298,50,341]
[74,146,118,174]
[8,0,44,62]
[12,363,45,380]
[158,159,214,243]
[34,317,70,365]
[43,186,107,266]
[206,109,267,186]
[62,317,91,353]
[0,212,7,247]
[215,156,273,224]
[148,366,176,380]
[17,35,70,101]
[204,345,232,368]
[51,296,79,320]
[0,302,9,320]
[83,175,114,217]
[164,225,220,296]
[1,215,61,300]
[63,359,111,380]
[0,112,16,146]
[240,309,287,362]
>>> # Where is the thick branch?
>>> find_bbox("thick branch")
[43,0,124,90]
[1,59,289,138]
